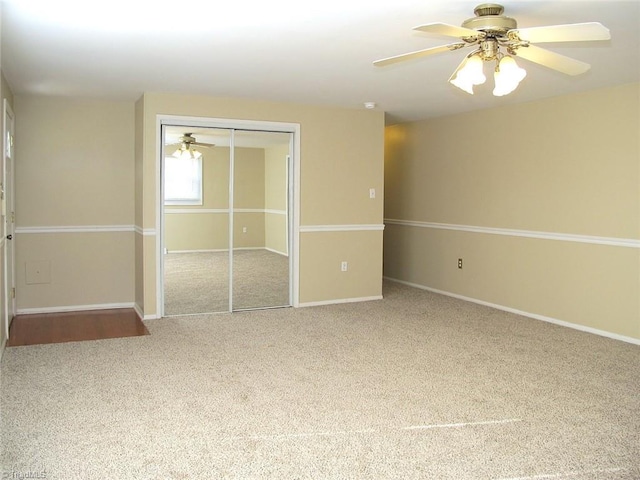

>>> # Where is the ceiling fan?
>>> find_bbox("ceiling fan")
[373,3,611,96]
[167,133,215,160]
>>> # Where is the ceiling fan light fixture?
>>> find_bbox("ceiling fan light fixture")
[450,76,475,95]
[172,145,185,159]
[449,54,486,94]
[493,55,527,96]
[375,4,611,101]
[172,141,202,160]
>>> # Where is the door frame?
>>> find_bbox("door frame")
[2,99,16,340]
[156,115,301,316]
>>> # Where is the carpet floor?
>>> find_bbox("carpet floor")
[1,281,639,479]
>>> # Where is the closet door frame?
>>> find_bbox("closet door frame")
[157,115,300,316]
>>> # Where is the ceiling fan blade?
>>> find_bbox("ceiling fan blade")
[165,141,215,148]
[511,22,610,43]
[374,43,467,67]
[513,44,590,75]
[414,23,482,40]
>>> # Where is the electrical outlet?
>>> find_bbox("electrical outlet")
[458,258,463,269]
[341,261,348,272]
[369,188,376,199]
[242,227,247,233]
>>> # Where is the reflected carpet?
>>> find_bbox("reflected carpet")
[163,250,290,315]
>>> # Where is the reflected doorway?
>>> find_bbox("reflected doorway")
[162,125,292,315]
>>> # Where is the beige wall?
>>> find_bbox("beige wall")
[234,147,267,249]
[14,96,135,311]
[165,143,290,254]
[265,213,287,255]
[16,232,134,309]
[16,97,135,226]
[234,147,265,209]
[265,144,289,255]
[4,91,381,317]
[164,146,268,251]
[300,230,383,303]
[137,93,384,315]
[384,83,640,341]
[164,214,229,251]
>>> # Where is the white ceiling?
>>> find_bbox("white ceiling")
[2,0,638,124]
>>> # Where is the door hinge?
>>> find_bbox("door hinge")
[11,212,15,223]
[11,287,15,299]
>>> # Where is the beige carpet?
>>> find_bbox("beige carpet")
[1,281,639,479]
[163,250,290,315]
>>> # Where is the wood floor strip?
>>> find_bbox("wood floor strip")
[7,309,149,347]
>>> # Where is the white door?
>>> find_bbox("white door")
[2,99,16,339]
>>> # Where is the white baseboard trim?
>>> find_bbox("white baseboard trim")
[384,276,640,346]
[16,302,136,316]
[165,209,228,214]
[264,247,288,257]
[167,249,227,254]
[165,208,288,215]
[167,247,287,255]
[134,303,160,321]
[299,295,383,308]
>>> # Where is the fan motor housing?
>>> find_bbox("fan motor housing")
[462,3,517,35]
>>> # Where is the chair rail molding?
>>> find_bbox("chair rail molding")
[384,219,639,249]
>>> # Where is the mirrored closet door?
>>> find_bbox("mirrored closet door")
[162,125,292,315]
[232,130,291,310]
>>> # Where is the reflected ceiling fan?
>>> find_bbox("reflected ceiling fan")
[373,3,610,96]
[167,133,215,160]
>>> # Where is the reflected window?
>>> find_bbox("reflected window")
[164,156,203,205]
